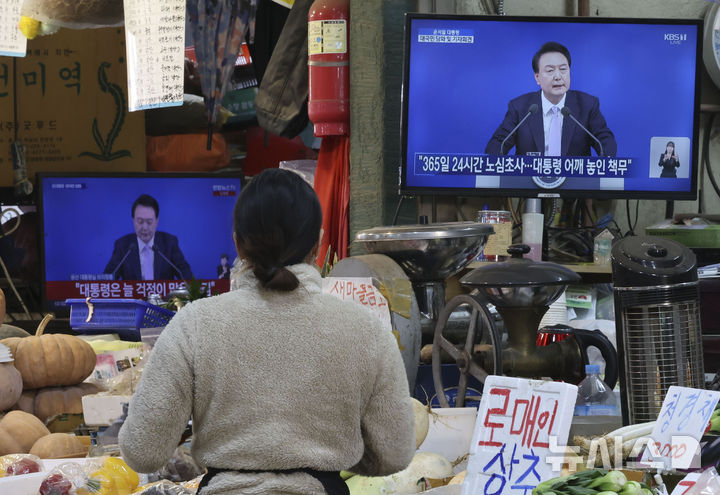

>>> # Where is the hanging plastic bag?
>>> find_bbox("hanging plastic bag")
[21,0,123,32]
[686,468,720,495]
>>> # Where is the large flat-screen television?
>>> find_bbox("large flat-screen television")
[400,14,702,199]
[38,173,243,313]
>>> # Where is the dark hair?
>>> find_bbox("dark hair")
[666,141,676,156]
[220,253,229,260]
[233,168,322,291]
[132,194,159,218]
[532,42,571,73]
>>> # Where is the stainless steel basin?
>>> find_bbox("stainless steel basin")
[354,222,494,281]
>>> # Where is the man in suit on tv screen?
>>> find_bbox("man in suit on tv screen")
[104,194,193,281]
[485,41,617,159]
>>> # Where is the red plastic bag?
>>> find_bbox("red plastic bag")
[146,133,230,172]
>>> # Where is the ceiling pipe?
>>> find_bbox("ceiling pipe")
[578,0,590,17]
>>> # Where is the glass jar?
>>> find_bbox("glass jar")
[477,210,512,262]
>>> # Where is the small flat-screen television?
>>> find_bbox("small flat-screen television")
[38,173,243,313]
[400,14,702,199]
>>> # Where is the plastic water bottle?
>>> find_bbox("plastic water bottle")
[574,364,618,416]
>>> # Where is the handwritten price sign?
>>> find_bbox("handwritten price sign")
[322,277,392,332]
[640,386,720,471]
[462,376,577,495]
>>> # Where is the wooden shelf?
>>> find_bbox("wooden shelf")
[466,261,611,274]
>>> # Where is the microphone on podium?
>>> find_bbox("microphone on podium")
[500,104,539,155]
[561,106,605,157]
[152,245,185,280]
[110,244,136,279]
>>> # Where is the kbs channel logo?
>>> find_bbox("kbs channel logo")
[664,33,687,45]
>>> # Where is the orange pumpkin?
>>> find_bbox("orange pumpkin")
[1,315,96,390]
[0,410,50,455]
[0,361,22,411]
[14,383,101,422]
[29,433,87,459]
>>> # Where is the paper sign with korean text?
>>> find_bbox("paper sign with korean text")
[640,386,720,471]
[462,375,577,495]
[124,0,185,111]
[670,472,701,495]
[322,277,392,333]
[0,0,26,57]
[0,28,146,186]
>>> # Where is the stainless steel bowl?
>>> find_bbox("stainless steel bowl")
[354,222,494,281]
[477,284,568,308]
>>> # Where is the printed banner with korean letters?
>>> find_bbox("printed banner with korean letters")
[124,0,185,111]
[462,376,577,495]
[0,28,145,187]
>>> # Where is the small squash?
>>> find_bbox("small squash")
[14,383,101,422]
[1,315,96,390]
[0,410,50,455]
[0,360,22,411]
[29,433,87,459]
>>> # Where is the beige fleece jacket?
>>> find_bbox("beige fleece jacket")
[119,263,415,494]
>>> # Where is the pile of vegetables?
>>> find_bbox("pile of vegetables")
[532,469,652,495]
[344,398,465,495]
[573,422,656,461]
[37,456,140,495]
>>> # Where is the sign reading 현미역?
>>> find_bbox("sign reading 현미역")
[462,375,577,495]
[0,28,145,187]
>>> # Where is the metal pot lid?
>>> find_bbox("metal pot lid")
[355,221,494,241]
[460,244,581,287]
[611,235,696,274]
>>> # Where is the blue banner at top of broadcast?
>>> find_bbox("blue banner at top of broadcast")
[417,28,474,44]
[413,153,634,178]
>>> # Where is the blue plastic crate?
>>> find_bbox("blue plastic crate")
[66,298,175,331]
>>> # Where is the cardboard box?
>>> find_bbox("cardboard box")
[645,219,720,248]
[81,394,131,426]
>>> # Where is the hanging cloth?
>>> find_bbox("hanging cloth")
[314,135,350,268]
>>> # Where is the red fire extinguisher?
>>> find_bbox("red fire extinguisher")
[308,0,349,137]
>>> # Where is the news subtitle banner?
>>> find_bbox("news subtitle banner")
[46,279,230,301]
[414,153,632,178]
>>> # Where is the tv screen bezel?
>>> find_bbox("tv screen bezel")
[36,171,245,316]
[399,13,703,200]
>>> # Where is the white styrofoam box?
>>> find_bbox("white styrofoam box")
[417,407,478,474]
[82,394,132,426]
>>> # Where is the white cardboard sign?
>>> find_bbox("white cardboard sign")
[462,375,577,495]
[0,0,26,57]
[322,277,392,332]
[640,386,720,471]
[124,0,185,111]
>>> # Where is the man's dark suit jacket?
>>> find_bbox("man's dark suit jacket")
[485,90,617,157]
[104,231,193,280]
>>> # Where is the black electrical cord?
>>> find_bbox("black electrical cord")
[703,112,720,200]
[625,199,639,236]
